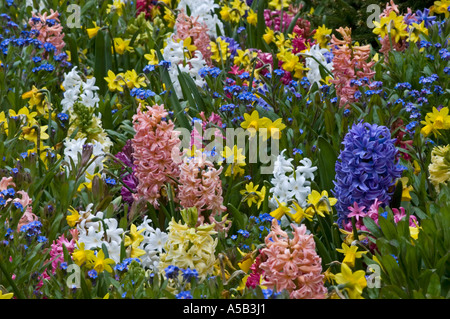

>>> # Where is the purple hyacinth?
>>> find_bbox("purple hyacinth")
[115,140,138,205]
[332,122,403,227]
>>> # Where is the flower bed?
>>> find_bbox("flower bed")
[0,0,449,300]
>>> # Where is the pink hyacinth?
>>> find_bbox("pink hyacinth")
[178,151,230,233]
[29,9,65,54]
[259,219,327,299]
[246,255,264,289]
[0,176,15,191]
[132,103,181,207]
[173,10,213,66]
[48,234,76,274]
[330,27,376,107]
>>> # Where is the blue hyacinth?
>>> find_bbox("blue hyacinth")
[332,122,403,227]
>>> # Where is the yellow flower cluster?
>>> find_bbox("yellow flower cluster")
[421,106,450,137]
[240,110,286,140]
[428,144,450,192]
[159,217,218,281]
[105,69,147,92]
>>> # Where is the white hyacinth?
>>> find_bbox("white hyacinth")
[61,66,100,113]
[269,150,317,210]
[304,44,333,85]
[75,204,125,263]
[63,137,106,176]
[162,36,207,99]
[136,217,168,271]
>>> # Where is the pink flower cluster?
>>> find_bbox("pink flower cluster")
[291,24,314,54]
[0,177,38,232]
[345,200,418,232]
[174,10,213,66]
[29,10,65,54]
[48,234,76,274]
[132,104,181,207]
[259,219,327,299]
[190,111,224,149]
[246,255,264,289]
[136,0,156,19]
[330,27,376,107]
[264,9,305,32]
[178,151,230,233]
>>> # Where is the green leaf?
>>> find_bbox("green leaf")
[426,273,442,298]
[317,136,337,192]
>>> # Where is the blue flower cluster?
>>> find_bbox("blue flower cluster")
[333,122,403,227]
[130,87,156,99]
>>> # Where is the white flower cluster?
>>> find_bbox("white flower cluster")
[137,217,168,271]
[304,44,333,85]
[63,137,106,176]
[74,206,168,268]
[61,66,100,113]
[269,150,318,211]
[176,0,224,38]
[76,204,124,263]
[162,36,207,98]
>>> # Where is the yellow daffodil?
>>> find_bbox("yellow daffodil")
[124,224,146,258]
[22,86,48,114]
[0,111,7,134]
[313,25,332,48]
[72,242,95,266]
[246,9,257,26]
[420,106,450,137]
[237,247,254,273]
[339,228,366,245]
[104,70,126,92]
[180,37,197,56]
[336,243,368,268]
[210,37,230,63]
[270,199,291,220]
[0,290,13,299]
[86,21,101,39]
[413,160,421,175]
[398,177,413,202]
[124,69,147,89]
[124,224,144,247]
[407,21,428,43]
[431,0,450,17]
[287,201,315,223]
[263,27,275,44]
[220,5,232,22]
[305,190,337,217]
[240,110,270,136]
[221,145,246,177]
[113,38,133,55]
[334,263,367,299]
[268,0,291,10]
[106,0,125,16]
[9,106,38,126]
[261,118,286,140]
[66,207,80,227]
[89,249,115,273]
[144,49,159,65]
[233,49,251,67]
[77,172,102,192]
[240,183,266,209]
[22,125,49,145]
[163,7,175,28]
